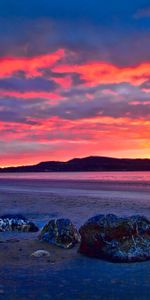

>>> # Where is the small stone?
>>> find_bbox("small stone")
[31,250,51,258]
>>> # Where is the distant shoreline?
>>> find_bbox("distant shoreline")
[0,156,150,172]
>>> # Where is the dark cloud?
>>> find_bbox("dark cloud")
[0,97,48,124]
[47,97,150,120]
[39,69,87,86]
[0,83,149,126]
[0,76,58,92]
[140,79,150,89]
[0,110,37,125]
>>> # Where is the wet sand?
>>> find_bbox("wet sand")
[0,238,79,267]
[1,237,150,300]
[0,177,150,299]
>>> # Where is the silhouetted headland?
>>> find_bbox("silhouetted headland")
[0,156,150,172]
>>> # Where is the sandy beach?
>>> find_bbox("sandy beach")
[0,173,150,299]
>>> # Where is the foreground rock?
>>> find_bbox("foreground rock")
[0,214,39,232]
[39,218,80,249]
[79,214,150,262]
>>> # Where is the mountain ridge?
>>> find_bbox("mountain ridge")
[0,156,150,172]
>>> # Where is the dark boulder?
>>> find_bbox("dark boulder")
[0,214,39,232]
[39,218,80,249]
[79,214,150,262]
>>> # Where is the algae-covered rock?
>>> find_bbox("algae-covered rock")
[0,214,39,232]
[79,214,150,262]
[39,218,80,249]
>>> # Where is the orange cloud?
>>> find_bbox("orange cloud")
[0,49,65,78]
[54,61,150,86]
[0,90,63,101]
[52,76,72,89]
[1,49,150,89]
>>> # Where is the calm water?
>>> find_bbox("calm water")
[0,171,150,182]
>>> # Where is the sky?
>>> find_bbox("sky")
[0,0,150,166]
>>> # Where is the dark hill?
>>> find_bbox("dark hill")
[0,156,150,172]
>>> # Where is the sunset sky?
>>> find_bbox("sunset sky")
[0,0,150,166]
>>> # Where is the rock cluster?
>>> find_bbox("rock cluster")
[79,214,150,262]
[0,214,39,232]
[1,213,150,263]
[39,218,80,249]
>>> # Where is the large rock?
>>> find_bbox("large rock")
[0,214,39,232]
[39,218,80,249]
[79,214,150,262]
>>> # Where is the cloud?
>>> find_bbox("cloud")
[1,48,150,88]
[0,76,58,92]
[0,49,65,78]
[0,82,150,127]
[54,60,150,86]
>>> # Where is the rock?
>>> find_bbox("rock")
[31,250,50,258]
[0,214,39,232]
[79,214,150,262]
[39,218,80,249]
